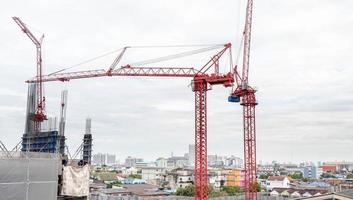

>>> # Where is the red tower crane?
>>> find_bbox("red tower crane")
[13,17,47,131]
[27,44,234,200]
[229,0,258,199]
[22,0,258,198]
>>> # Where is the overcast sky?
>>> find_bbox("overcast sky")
[1,0,352,164]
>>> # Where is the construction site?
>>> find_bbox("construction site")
[1,0,352,200]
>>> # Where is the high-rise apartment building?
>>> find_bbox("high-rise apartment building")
[106,154,116,165]
[125,156,143,167]
[92,153,116,166]
[92,153,106,165]
[188,144,195,166]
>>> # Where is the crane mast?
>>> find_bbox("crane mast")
[13,17,47,132]
[229,0,258,199]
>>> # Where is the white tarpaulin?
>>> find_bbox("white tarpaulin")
[61,165,90,197]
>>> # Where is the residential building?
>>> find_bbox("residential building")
[188,144,195,166]
[164,173,178,191]
[321,165,337,172]
[317,167,323,178]
[225,168,245,187]
[141,167,167,185]
[125,156,143,167]
[323,161,353,172]
[92,153,116,166]
[176,169,193,188]
[224,156,243,168]
[121,167,138,176]
[270,188,328,198]
[304,166,317,179]
[258,165,275,175]
[93,153,106,165]
[167,156,188,169]
[156,157,168,168]
[208,169,227,188]
[208,155,224,167]
[135,162,149,168]
[106,154,116,165]
[265,176,290,190]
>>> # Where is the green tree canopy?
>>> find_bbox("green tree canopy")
[221,186,243,195]
[128,174,142,179]
[321,172,336,179]
[106,180,122,188]
[289,172,303,180]
[175,185,195,196]
[259,173,273,179]
[347,174,353,179]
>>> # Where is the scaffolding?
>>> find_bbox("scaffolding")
[21,130,65,154]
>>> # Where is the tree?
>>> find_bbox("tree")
[289,172,303,180]
[208,185,230,197]
[221,186,243,196]
[256,182,261,192]
[92,172,118,181]
[175,185,194,196]
[175,185,225,197]
[106,180,122,188]
[259,173,273,180]
[128,174,142,179]
[321,172,336,179]
[347,174,353,179]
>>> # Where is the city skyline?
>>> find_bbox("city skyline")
[0,0,352,164]
[89,146,348,166]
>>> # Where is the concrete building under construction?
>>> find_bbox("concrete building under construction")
[9,84,92,199]
[21,84,66,155]
[82,118,93,165]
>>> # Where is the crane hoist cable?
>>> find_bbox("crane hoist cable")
[129,44,224,66]
[129,44,224,48]
[48,47,127,75]
[48,44,225,75]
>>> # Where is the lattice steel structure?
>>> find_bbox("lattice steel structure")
[27,44,234,200]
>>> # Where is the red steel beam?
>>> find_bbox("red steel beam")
[26,66,199,83]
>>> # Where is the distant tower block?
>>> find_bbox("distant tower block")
[82,118,93,165]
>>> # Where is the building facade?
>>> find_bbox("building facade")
[92,153,115,166]
[266,176,291,190]
[225,168,245,187]
[188,144,195,166]
[304,166,317,179]
[156,158,168,168]
[125,156,143,167]
[141,167,167,185]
